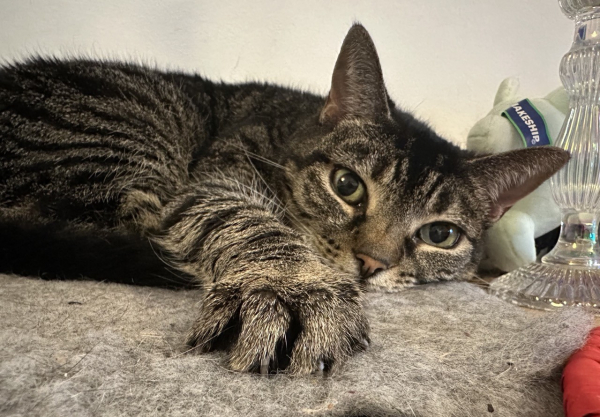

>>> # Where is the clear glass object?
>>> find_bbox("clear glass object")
[489,1,600,311]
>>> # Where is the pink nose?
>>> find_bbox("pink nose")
[356,254,388,278]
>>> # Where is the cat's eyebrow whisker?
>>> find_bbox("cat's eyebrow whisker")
[247,153,285,169]
[229,143,285,169]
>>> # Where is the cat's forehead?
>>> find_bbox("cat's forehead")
[325,120,463,181]
[325,121,398,166]
[323,120,478,230]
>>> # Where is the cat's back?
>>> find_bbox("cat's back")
[0,57,324,221]
[0,58,217,212]
[0,57,209,148]
[0,57,323,164]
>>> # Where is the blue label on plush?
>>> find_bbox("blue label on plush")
[502,99,551,147]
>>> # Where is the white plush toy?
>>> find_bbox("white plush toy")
[467,77,569,272]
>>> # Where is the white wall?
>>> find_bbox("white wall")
[0,0,573,146]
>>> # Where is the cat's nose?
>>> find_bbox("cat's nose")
[355,253,388,278]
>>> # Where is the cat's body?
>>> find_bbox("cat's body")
[0,24,569,374]
[0,59,326,286]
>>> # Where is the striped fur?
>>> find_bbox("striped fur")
[0,24,569,374]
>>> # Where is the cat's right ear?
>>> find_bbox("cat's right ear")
[319,23,391,125]
[467,147,570,222]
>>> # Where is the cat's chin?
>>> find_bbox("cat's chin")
[363,269,419,293]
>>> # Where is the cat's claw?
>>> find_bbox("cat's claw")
[315,360,325,377]
[260,357,270,376]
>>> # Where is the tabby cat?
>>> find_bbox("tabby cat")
[0,24,568,374]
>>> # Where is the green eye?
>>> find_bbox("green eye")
[418,222,461,248]
[331,168,366,205]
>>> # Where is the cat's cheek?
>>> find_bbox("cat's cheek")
[414,242,477,281]
[363,268,419,292]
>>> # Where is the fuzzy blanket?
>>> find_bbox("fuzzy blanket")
[0,274,593,417]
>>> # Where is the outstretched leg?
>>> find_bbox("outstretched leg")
[153,172,369,374]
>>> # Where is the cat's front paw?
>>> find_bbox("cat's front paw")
[186,271,369,375]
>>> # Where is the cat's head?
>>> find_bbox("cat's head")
[283,24,569,291]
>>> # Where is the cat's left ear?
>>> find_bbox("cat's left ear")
[319,23,391,125]
[467,147,570,222]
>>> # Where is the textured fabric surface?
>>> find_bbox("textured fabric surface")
[0,274,593,417]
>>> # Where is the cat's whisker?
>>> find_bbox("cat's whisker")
[234,177,285,215]
[243,154,281,204]
[229,143,285,169]
[191,168,287,216]
[146,238,195,285]
[466,273,492,288]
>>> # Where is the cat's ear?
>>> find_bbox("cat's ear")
[319,23,391,125]
[467,147,569,222]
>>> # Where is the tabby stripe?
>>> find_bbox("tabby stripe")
[76,103,186,162]
[431,189,451,214]
[423,173,444,202]
[2,132,162,164]
[8,107,176,166]
[187,208,244,253]
[243,230,286,246]
[7,71,195,166]
[393,157,408,182]
[242,240,306,254]
[161,194,205,230]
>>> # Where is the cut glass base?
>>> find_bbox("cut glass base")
[489,262,600,312]
[490,2,600,316]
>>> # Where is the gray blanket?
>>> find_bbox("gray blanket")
[0,274,593,417]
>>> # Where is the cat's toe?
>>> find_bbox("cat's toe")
[288,301,370,375]
[227,290,292,373]
[186,283,242,352]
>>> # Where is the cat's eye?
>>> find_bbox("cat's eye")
[331,168,366,205]
[418,222,461,249]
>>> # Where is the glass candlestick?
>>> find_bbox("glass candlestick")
[489,0,600,311]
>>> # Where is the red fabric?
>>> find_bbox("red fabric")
[563,327,600,417]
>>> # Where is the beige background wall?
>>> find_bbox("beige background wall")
[0,0,573,146]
